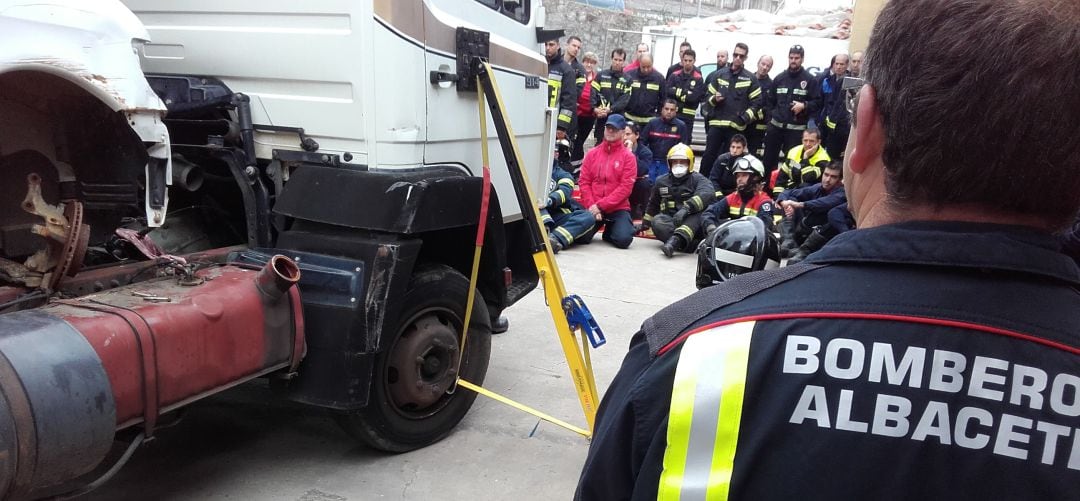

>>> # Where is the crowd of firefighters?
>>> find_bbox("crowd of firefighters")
[541,35,858,263]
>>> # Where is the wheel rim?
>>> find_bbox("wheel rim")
[385,308,463,419]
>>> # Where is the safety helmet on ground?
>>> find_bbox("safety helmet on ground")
[667,143,695,178]
[695,216,781,289]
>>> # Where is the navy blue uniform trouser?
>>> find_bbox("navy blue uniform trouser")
[763,125,804,183]
[544,209,597,248]
[582,210,635,249]
[676,113,695,144]
[630,177,652,220]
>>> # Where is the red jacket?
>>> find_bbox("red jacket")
[577,72,596,117]
[579,140,637,213]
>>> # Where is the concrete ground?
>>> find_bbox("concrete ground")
[80,235,699,501]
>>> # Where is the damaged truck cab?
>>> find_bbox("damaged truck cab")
[0,0,551,498]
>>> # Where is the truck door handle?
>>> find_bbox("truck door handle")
[430,71,459,85]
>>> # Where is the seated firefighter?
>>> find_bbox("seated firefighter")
[772,128,832,198]
[702,155,775,234]
[776,160,847,263]
[542,161,596,253]
[637,143,715,257]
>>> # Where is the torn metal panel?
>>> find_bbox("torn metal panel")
[0,0,173,226]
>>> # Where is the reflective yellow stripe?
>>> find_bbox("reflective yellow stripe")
[558,178,576,187]
[554,226,575,244]
[646,83,661,91]
[802,165,822,182]
[792,89,808,96]
[681,107,696,115]
[776,88,789,94]
[825,117,837,129]
[707,120,746,131]
[658,322,754,501]
[729,206,757,217]
[734,80,751,89]
[554,190,567,204]
[748,88,761,100]
[625,113,651,124]
[675,225,695,239]
[600,81,613,88]
[644,213,654,222]
[632,81,642,88]
[688,196,703,211]
[593,81,603,91]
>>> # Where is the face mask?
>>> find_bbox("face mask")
[671,165,689,178]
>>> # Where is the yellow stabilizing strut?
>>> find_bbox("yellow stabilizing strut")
[454,60,601,437]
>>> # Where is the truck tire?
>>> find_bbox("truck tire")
[336,264,492,452]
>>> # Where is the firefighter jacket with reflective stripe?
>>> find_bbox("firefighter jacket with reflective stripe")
[622,68,667,124]
[575,222,1080,501]
[709,152,746,196]
[590,69,630,114]
[644,172,714,222]
[774,144,832,195]
[548,49,578,130]
[641,117,687,161]
[820,71,850,131]
[753,73,773,131]
[665,68,706,117]
[702,190,774,229]
[766,67,820,128]
[703,66,763,131]
[666,62,699,80]
[777,182,846,216]
[546,164,584,213]
[569,57,586,96]
[579,140,638,213]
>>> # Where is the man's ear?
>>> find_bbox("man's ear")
[847,85,885,175]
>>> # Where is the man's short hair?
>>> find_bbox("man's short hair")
[825,160,843,177]
[735,42,749,53]
[626,122,641,135]
[567,36,582,44]
[865,0,1080,227]
[611,48,627,59]
[682,49,696,60]
[680,41,692,49]
[731,134,747,146]
[804,128,821,141]
[663,98,678,108]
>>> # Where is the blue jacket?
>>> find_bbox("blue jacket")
[641,117,687,161]
[632,143,653,177]
[577,222,1080,501]
[777,183,846,214]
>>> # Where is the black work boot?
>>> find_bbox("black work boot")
[661,235,683,258]
[788,229,830,264]
[548,234,563,254]
[779,218,800,257]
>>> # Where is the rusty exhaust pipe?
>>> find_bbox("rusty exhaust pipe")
[254,255,301,301]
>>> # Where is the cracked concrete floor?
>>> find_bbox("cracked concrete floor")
[79,236,698,501]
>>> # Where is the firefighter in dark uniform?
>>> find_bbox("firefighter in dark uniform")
[576,2,1080,498]
[747,55,774,159]
[541,162,595,253]
[622,54,666,128]
[708,133,749,197]
[819,53,851,159]
[545,38,578,138]
[772,128,832,198]
[777,161,846,262]
[761,45,820,184]
[638,144,714,257]
[591,48,630,142]
[702,155,774,233]
[700,43,762,179]
[665,49,705,144]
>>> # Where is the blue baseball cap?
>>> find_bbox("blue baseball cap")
[605,114,627,130]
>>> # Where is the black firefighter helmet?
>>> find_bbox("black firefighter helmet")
[695,216,781,289]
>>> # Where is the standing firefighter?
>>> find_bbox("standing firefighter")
[591,48,630,141]
[545,38,578,137]
[638,144,714,257]
[576,0,1080,499]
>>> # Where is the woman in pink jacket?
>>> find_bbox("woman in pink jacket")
[578,114,639,248]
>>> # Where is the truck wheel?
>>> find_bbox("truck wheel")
[336,264,492,452]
